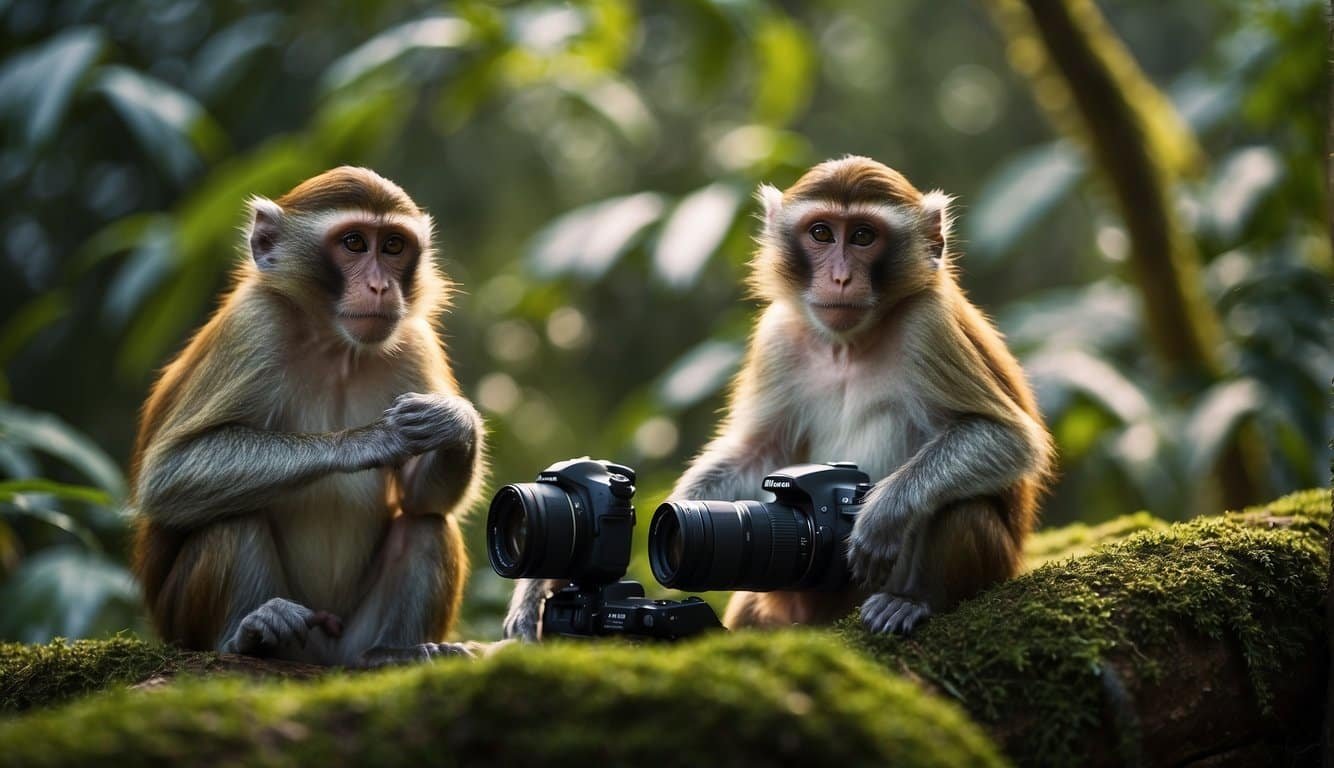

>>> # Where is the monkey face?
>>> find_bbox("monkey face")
[323,218,418,345]
[752,156,952,341]
[246,166,440,351]
[789,210,899,336]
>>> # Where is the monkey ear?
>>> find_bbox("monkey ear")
[919,190,954,267]
[247,197,284,271]
[755,183,784,234]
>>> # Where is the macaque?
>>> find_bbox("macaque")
[130,166,486,666]
[670,156,1052,635]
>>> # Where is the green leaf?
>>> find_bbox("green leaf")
[190,13,286,99]
[0,479,113,507]
[92,65,227,183]
[653,183,742,289]
[0,548,139,642]
[0,405,125,499]
[1203,146,1283,243]
[657,339,744,410]
[560,77,657,148]
[0,497,102,553]
[0,26,105,151]
[1025,348,1152,424]
[999,280,1140,355]
[528,192,666,279]
[968,141,1085,262]
[101,220,178,327]
[322,16,472,94]
[1184,378,1268,480]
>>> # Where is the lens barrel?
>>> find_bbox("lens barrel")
[487,483,580,579]
[649,500,812,592]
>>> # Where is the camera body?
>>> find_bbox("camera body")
[649,462,872,593]
[487,458,722,641]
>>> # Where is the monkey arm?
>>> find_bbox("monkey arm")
[888,414,1046,518]
[671,435,788,501]
[849,414,1046,587]
[136,422,396,530]
[398,433,482,517]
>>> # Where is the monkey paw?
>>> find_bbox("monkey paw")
[385,392,480,457]
[860,593,931,635]
[225,597,344,655]
[846,514,906,590]
[501,607,542,643]
[360,642,478,668]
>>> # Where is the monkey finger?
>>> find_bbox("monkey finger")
[859,595,891,628]
[245,618,279,651]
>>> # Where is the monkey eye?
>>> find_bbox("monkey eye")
[850,227,876,246]
[382,235,406,256]
[809,223,834,243]
[342,233,368,253]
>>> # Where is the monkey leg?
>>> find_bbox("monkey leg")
[724,589,866,630]
[153,516,339,657]
[861,498,1019,635]
[339,513,471,667]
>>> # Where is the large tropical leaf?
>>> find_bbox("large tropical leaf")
[528,192,666,279]
[967,141,1085,262]
[0,548,141,642]
[322,16,472,93]
[0,405,125,499]
[653,183,742,289]
[93,66,227,183]
[0,27,104,151]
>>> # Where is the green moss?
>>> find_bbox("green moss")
[0,636,187,713]
[0,632,1005,768]
[1023,510,1168,570]
[840,488,1331,767]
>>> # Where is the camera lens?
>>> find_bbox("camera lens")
[649,500,812,592]
[497,493,528,565]
[487,483,579,579]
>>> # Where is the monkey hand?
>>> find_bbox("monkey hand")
[379,392,480,461]
[223,597,344,655]
[846,492,913,590]
[860,592,931,635]
[501,601,542,643]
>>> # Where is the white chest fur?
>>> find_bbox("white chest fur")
[266,346,411,615]
[785,339,937,483]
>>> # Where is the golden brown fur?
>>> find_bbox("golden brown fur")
[131,167,484,663]
[676,156,1052,634]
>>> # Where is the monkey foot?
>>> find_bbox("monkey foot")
[225,597,344,654]
[860,593,930,635]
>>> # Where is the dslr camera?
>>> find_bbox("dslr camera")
[649,462,872,592]
[487,458,722,640]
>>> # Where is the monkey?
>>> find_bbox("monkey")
[130,166,486,666]
[668,155,1053,635]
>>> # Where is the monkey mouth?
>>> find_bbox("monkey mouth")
[337,312,400,343]
[807,301,873,332]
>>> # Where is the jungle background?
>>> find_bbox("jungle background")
[0,0,1327,643]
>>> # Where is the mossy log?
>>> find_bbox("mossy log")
[844,488,1330,766]
[0,489,1328,767]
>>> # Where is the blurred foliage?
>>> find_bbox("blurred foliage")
[0,0,1327,642]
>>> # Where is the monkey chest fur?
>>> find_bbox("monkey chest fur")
[788,345,938,482]
[267,352,408,616]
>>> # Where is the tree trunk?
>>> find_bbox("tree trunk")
[983,0,1266,510]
